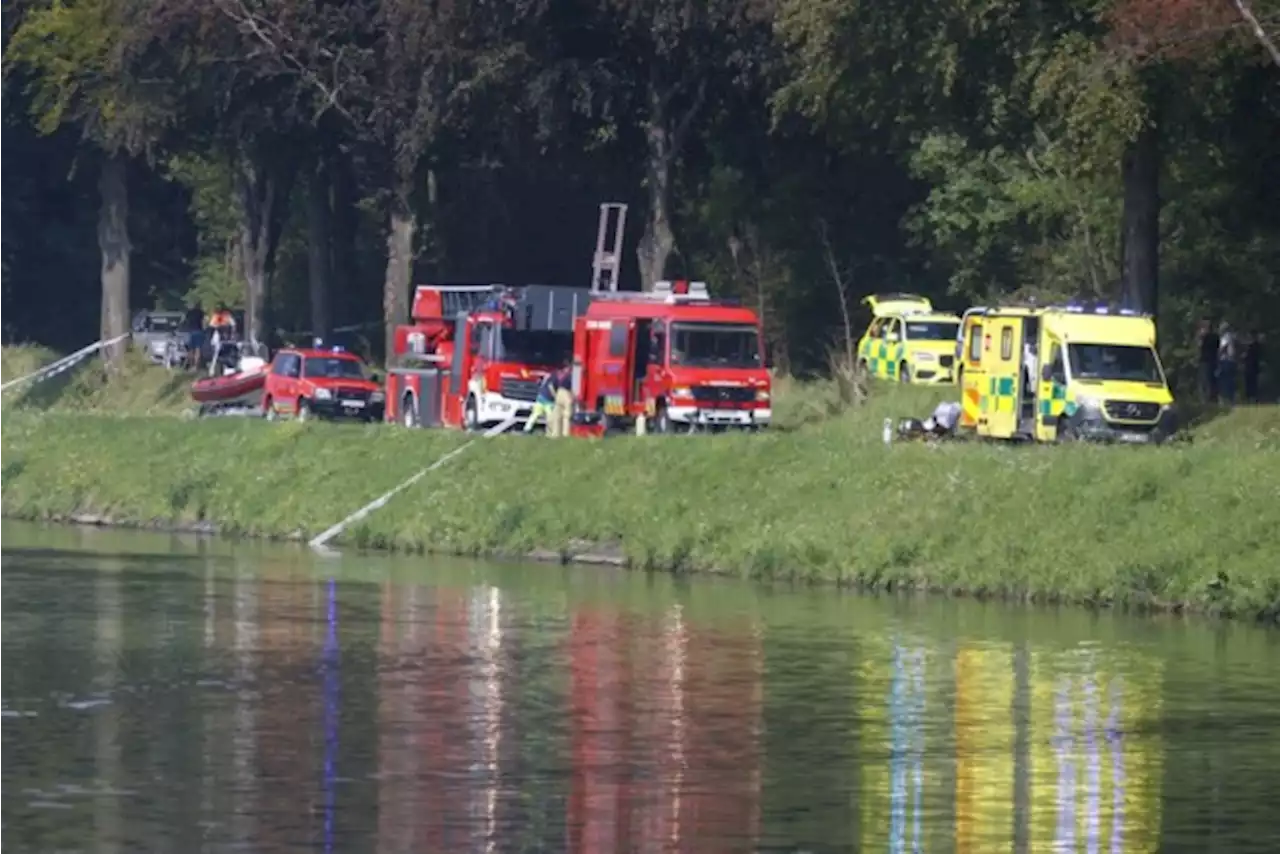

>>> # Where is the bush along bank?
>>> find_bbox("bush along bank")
[3,399,1280,622]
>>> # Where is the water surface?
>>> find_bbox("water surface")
[3,521,1279,852]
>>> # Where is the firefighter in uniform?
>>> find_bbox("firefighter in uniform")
[551,360,574,438]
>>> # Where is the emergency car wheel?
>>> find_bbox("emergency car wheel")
[263,397,277,421]
[899,363,911,383]
[297,400,311,422]
[464,396,480,432]
[401,394,418,428]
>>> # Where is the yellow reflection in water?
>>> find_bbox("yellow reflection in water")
[1029,650,1163,853]
[955,642,1015,852]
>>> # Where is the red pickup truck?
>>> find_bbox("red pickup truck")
[262,346,385,422]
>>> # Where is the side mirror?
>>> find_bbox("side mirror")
[1041,365,1054,382]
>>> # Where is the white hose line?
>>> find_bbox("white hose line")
[1,334,130,393]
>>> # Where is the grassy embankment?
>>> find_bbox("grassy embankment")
[3,344,1279,620]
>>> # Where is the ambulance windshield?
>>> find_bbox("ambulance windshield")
[1067,343,1164,383]
[905,321,959,341]
[670,323,762,369]
[495,328,572,366]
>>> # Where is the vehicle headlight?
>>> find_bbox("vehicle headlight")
[1075,395,1102,414]
[314,388,333,400]
[370,391,385,402]
[756,389,770,401]
[915,352,937,362]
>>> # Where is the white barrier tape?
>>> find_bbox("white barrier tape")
[1,333,130,393]
[308,416,519,552]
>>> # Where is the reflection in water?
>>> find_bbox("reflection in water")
[2,527,1277,853]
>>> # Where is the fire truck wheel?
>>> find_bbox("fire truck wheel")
[464,396,480,432]
[654,405,672,434]
[898,362,911,383]
[401,394,419,428]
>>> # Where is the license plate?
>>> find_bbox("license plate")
[342,400,366,409]
[1117,432,1146,444]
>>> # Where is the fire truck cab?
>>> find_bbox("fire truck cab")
[386,283,592,430]
[572,280,771,433]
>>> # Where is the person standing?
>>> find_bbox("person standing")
[1198,318,1219,403]
[183,302,205,371]
[551,360,574,439]
[1217,320,1238,405]
[524,371,557,434]
[1244,329,1264,403]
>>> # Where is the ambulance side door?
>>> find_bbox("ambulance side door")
[1036,338,1069,442]
[986,318,1022,439]
[961,321,986,429]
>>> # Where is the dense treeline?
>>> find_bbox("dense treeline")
[3,0,1278,385]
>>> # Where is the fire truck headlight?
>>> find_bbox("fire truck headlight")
[756,389,770,401]
[314,388,333,401]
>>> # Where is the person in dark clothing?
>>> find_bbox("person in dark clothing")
[183,304,205,371]
[1244,330,1264,403]
[1198,319,1219,402]
[1218,320,1238,405]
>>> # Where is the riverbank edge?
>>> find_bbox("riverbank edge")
[8,510,1274,625]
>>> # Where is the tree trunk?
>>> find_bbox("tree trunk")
[383,186,416,360]
[307,160,333,342]
[330,151,359,331]
[98,153,130,368]
[637,79,678,292]
[236,151,276,348]
[1120,116,1160,316]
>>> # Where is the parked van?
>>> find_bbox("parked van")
[959,303,1176,443]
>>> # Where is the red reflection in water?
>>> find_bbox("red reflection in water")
[567,606,763,854]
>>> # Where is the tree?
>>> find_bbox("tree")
[7,0,178,366]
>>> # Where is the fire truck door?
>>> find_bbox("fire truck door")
[631,319,652,403]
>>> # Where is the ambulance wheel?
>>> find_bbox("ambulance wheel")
[464,395,480,432]
[1056,418,1079,443]
[401,394,419,428]
[898,363,911,383]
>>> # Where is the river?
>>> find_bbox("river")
[2,520,1278,853]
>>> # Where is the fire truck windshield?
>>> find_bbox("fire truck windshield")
[495,329,572,366]
[303,357,367,380]
[670,323,762,369]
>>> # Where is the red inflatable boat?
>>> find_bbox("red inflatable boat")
[190,353,269,407]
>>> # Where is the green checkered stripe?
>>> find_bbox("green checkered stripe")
[860,339,906,378]
[1038,382,1068,418]
[981,375,1016,414]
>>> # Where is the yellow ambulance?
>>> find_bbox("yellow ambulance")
[958,302,1176,443]
[856,293,962,384]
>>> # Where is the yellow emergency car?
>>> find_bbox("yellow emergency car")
[856,294,962,384]
[958,302,1176,443]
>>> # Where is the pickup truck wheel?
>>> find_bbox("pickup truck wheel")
[263,397,277,421]
[297,400,311,422]
[464,396,480,432]
[402,394,419,428]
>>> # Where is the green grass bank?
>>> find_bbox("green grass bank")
[3,346,1280,621]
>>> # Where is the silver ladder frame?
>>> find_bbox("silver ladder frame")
[591,202,628,293]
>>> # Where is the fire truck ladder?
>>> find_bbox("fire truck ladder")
[591,203,628,293]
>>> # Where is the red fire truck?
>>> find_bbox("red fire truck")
[385,283,592,430]
[572,280,772,433]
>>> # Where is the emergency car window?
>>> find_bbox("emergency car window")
[495,329,572,366]
[1067,344,1164,383]
[274,354,300,377]
[968,325,983,361]
[609,323,627,358]
[670,323,762,369]
[904,321,959,341]
[1000,328,1013,360]
[1049,346,1066,383]
[303,357,367,380]
[883,319,901,341]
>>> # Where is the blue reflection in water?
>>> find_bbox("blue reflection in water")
[322,578,340,854]
[1055,671,1128,853]
[889,644,925,854]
